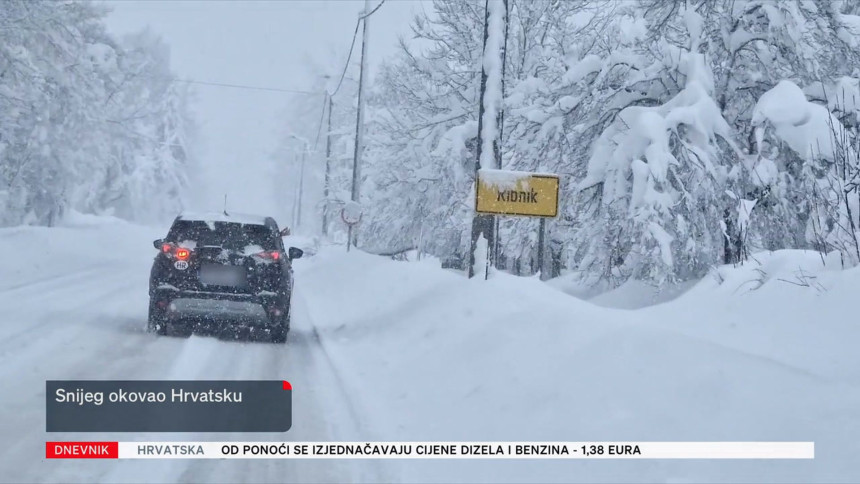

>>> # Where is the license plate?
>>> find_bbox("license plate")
[198,264,248,288]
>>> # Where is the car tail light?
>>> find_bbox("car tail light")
[255,251,280,260]
[161,243,192,260]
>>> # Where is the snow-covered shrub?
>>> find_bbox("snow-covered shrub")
[752,79,860,267]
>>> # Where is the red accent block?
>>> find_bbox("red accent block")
[282,380,292,390]
[46,442,118,459]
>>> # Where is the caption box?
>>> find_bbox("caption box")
[46,380,291,432]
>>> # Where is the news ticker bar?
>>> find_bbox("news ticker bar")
[46,442,815,459]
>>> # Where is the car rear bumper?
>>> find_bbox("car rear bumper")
[150,287,286,328]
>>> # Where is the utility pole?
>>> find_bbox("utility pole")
[537,217,547,280]
[493,0,509,270]
[296,147,306,229]
[468,0,494,279]
[349,0,372,250]
[286,133,310,231]
[291,152,299,229]
[322,93,334,237]
[468,0,507,279]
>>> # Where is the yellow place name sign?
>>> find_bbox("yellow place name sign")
[475,169,559,218]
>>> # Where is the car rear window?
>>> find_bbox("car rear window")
[167,220,279,250]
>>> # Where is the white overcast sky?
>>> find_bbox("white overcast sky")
[104,0,426,222]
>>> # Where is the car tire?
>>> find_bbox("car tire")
[169,323,193,338]
[147,298,168,336]
[270,326,287,344]
[270,304,290,344]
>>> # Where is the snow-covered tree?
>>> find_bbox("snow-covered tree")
[572,3,738,284]
[359,0,488,256]
[270,59,359,238]
[0,1,193,226]
[302,0,860,284]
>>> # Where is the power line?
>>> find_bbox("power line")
[331,19,361,97]
[312,93,328,151]
[331,0,385,98]
[170,77,319,95]
[281,1,387,165]
[360,0,386,19]
[156,1,386,99]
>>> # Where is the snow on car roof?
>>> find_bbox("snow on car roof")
[177,211,270,225]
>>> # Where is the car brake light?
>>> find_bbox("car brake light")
[161,243,192,260]
[255,251,280,260]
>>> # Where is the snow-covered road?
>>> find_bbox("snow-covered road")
[0,219,383,483]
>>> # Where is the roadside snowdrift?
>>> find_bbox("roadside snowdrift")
[0,211,158,291]
[301,247,860,483]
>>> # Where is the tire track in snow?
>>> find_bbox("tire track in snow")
[94,277,369,483]
[174,284,380,484]
[282,268,392,483]
[0,271,142,368]
[0,266,109,293]
[0,281,139,357]
[0,264,167,482]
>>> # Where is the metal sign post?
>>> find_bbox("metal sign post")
[341,201,363,252]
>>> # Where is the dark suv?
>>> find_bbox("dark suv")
[148,212,303,343]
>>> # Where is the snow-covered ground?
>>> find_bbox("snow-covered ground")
[1,219,858,482]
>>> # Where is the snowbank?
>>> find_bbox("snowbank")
[0,214,160,293]
[299,247,860,482]
[647,250,860,381]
